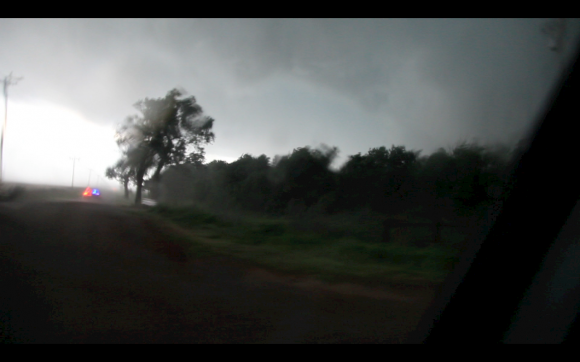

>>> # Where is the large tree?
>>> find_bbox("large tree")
[115,89,215,205]
[105,157,136,199]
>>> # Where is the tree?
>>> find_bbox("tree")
[105,158,135,198]
[224,154,272,212]
[413,141,512,222]
[115,89,215,205]
[268,145,338,213]
[336,145,420,214]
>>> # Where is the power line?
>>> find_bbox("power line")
[70,157,80,187]
[88,168,93,186]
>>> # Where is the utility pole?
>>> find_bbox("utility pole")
[88,168,93,186]
[70,157,80,187]
[1,72,23,183]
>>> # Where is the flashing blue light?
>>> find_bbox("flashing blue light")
[92,188,100,196]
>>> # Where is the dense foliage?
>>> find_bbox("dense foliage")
[158,141,515,228]
[105,90,517,248]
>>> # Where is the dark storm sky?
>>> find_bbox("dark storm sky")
[1,18,578,175]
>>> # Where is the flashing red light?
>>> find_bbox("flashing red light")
[83,187,92,196]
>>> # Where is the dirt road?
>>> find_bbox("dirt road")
[1,201,437,343]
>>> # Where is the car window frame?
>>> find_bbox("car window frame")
[407,38,580,344]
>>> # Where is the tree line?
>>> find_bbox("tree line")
[160,142,518,221]
[107,89,521,224]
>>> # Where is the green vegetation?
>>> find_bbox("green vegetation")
[143,205,464,286]
[105,89,519,287]
[154,142,515,243]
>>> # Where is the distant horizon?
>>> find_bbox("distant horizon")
[2,134,522,191]
[1,180,120,190]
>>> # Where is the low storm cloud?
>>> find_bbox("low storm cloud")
[1,18,578,185]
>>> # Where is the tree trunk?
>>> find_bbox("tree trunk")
[150,161,165,200]
[135,169,145,205]
[152,161,165,182]
[123,179,129,199]
[135,182,142,205]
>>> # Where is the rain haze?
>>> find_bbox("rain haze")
[3,19,580,344]
[1,18,579,189]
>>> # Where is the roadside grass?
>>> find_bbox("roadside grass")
[140,205,464,286]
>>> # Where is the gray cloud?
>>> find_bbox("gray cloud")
[2,18,579,174]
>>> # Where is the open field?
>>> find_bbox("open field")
[1,183,459,342]
[1,181,466,287]
[140,205,463,287]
